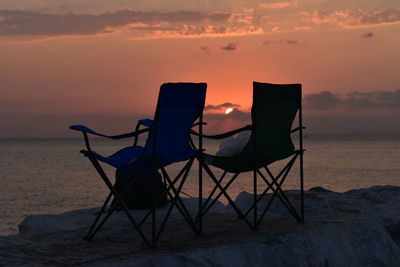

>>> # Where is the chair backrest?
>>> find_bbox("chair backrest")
[143,82,207,162]
[241,82,301,161]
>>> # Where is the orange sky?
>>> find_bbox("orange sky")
[1,0,400,136]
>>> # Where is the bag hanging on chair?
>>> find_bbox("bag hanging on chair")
[113,169,168,210]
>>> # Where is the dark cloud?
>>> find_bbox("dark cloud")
[225,108,250,121]
[304,112,400,135]
[344,90,400,109]
[204,108,251,122]
[361,32,374,38]
[0,9,231,36]
[304,91,340,110]
[203,95,400,135]
[304,89,400,110]
[205,102,240,111]
[221,42,239,51]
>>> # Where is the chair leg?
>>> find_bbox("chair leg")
[87,171,142,240]
[241,155,301,226]
[160,161,197,229]
[196,171,233,219]
[200,162,255,230]
[154,160,198,244]
[87,157,151,246]
[243,170,281,218]
[253,170,258,229]
[152,208,156,247]
[256,157,301,225]
[259,169,301,223]
[243,158,294,217]
[201,171,227,212]
[85,191,112,240]
[300,151,305,223]
[198,155,203,236]
[137,160,192,226]
[264,158,301,222]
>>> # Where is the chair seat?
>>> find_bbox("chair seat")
[204,151,295,173]
[90,146,144,168]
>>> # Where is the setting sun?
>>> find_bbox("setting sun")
[225,108,233,114]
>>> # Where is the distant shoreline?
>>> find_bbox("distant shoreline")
[1,133,400,141]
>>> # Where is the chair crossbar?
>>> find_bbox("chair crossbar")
[242,160,292,218]
[243,155,297,216]
[85,155,199,247]
[256,155,301,225]
[136,158,194,226]
[200,162,255,229]
[201,170,227,211]
[155,162,197,243]
[257,169,300,222]
[87,156,150,245]
[197,171,239,219]
[86,192,112,239]
[263,164,300,220]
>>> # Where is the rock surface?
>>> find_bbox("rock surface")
[1,186,400,266]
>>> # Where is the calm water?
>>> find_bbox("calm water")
[1,136,400,235]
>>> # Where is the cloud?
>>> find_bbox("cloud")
[209,90,400,114]
[225,108,250,121]
[205,108,251,123]
[344,90,400,109]
[221,42,239,51]
[131,25,263,40]
[259,1,295,9]
[359,9,400,25]
[0,9,231,36]
[263,39,305,46]
[286,39,298,44]
[311,8,400,28]
[205,102,240,111]
[203,93,400,135]
[198,45,211,52]
[304,89,400,110]
[361,32,374,38]
[304,91,340,110]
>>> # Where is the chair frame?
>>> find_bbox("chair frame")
[71,85,206,247]
[195,84,305,231]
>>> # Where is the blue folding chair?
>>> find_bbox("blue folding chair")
[70,82,207,247]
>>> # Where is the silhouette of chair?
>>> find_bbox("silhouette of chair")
[70,82,207,247]
[196,82,304,230]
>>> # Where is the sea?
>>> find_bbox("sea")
[1,135,400,236]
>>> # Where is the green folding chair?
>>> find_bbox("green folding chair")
[196,82,305,230]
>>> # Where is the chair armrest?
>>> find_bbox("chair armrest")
[290,126,306,133]
[137,119,204,129]
[191,125,252,140]
[138,119,153,128]
[70,125,150,140]
[192,121,207,128]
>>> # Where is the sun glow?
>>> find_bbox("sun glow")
[225,108,233,114]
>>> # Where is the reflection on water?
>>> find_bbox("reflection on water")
[1,135,400,235]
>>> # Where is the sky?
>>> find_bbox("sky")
[0,0,400,137]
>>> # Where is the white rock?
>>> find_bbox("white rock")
[1,186,400,266]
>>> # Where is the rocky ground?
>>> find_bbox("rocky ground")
[1,186,400,266]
